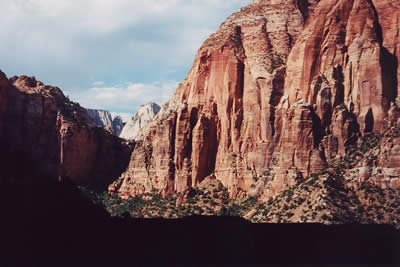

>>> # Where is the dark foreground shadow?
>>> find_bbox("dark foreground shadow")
[0,146,399,263]
[2,180,399,264]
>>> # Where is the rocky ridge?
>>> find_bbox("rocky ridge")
[0,73,133,189]
[110,0,400,200]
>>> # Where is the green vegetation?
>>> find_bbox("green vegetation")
[79,130,399,229]
[80,180,260,219]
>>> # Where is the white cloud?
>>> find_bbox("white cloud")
[68,80,179,113]
[0,0,252,113]
[0,0,251,34]
[0,0,252,65]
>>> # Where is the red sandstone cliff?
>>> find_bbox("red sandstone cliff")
[110,0,400,199]
[0,72,133,188]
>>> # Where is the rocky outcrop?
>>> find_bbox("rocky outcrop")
[110,0,400,199]
[0,73,133,189]
[119,103,160,140]
[282,0,396,133]
[110,0,317,198]
[342,127,400,190]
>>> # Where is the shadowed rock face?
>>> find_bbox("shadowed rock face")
[371,0,400,106]
[110,0,400,199]
[0,73,133,189]
[2,127,398,264]
[3,173,399,264]
[0,72,9,135]
[112,116,125,136]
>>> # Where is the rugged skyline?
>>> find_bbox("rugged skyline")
[0,0,252,117]
[1,0,399,252]
[109,0,400,225]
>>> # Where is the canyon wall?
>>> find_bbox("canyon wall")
[110,0,400,199]
[0,73,133,189]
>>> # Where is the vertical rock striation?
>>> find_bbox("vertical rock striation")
[111,0,400,199]
[111,0,324,198]
[29,0,396,199]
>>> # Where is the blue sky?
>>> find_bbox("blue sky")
[0,0,251,120]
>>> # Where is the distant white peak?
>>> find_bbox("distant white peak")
[119,102,161,140]
[138,102,161,113]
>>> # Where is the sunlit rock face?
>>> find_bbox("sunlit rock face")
[0,73,133,188]
[109,0,400,199]
[119,103,161,140]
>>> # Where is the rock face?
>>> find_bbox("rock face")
[86,109,125,136]
[119,103,161,140]
[110,0,400,199]
[344,127,400,190]
[0,73,133,189]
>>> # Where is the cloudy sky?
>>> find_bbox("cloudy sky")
[0,0,251,120]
